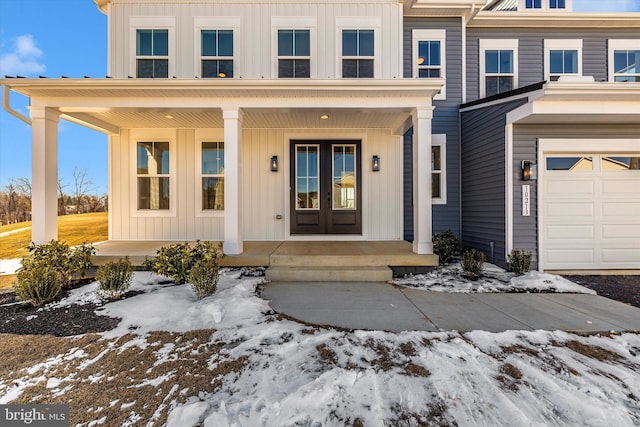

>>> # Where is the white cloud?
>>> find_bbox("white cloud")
[0,34,45,76]
[573,0,640,12]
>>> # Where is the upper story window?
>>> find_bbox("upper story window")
[201,30,233,78]
[137,141,170,210]
[545,39,582,81]
[412,29,446,99]
[130,16,174,79]
[480,39,518,98]
[518,0,571,11]
[526,0,542,9]
[609,40,640,83]
[278,29,310,78]
[136,29,168,78]
[342,29,374,78]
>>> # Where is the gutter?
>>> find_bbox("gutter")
[2,85,31,126]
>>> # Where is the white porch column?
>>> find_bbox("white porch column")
[222,107,243,254]
[412,106,434,254]
[30,107,60,244]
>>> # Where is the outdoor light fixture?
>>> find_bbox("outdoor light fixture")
[522,160,537,181]
[372,155,380,172]
[271,155,279,172]
[320,114,329,120]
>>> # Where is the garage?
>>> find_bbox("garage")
[540,142,640,270]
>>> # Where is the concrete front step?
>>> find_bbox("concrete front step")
[266,266,393,282]
[269,254,437,268]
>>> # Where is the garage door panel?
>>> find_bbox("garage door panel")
[602,225,640,239]
[546,249,594,265]
[602,202,640,217]
[545,225,594,240]
[545,202,594,217]
[601,179,639,195]
[544,179,594,198]
[602,249,640,264]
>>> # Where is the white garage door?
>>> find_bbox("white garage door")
[542,153,640,270]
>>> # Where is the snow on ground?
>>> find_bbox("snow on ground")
[3,268,639,426]
[0,258,22,275]
[394,262,597,294]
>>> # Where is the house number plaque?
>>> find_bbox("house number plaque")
[522,185,530,217]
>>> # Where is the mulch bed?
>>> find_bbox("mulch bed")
[0,274,637,337]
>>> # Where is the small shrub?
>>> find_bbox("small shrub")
[143,241,224,284]
[96,257,134,300]
[433,230,462,265]
[189,259,220,299]
[21,240,95,288]
[506,249,533,276]
[461,249,486,280]
[14,264,61,306]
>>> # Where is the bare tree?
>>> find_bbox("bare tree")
[58,178,68,216]
[72,167,96,214]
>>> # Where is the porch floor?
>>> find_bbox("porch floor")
[93,240,438,268]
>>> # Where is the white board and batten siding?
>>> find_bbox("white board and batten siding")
[109,127,404,242]
[538,139,640,270]
[108,0,404,80]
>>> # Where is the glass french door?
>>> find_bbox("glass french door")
[290,140,362,234]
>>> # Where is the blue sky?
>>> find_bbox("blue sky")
[1,0,639,195]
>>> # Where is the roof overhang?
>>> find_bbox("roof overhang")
[507,82,640,126]
[1,78,444,135]
[403,0,487,19]
[469,11,640,28]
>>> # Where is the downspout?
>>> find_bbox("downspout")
[2,86,31,125]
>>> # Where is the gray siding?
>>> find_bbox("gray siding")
[466,28,640,102]
[403,18,464,240]
[460,99,527,267]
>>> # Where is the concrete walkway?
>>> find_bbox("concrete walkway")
[262,282,640,333]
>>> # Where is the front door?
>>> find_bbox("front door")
[290,140,362,234]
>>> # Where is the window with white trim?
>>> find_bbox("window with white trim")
[201,141,225,210]
[278,29,310,78]
[201,30,233,78]
[130,17,174,79]
[412,29,446,99]
[518,0,571,10]
[544,39,582,81]
[609,40,640,83]
[342,29,374,78]
[136,29,168,78]
[137,142,170,210]
[432,134,447,204]
[480,39,518,98]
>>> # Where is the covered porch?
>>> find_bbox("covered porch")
[1,78,444,256]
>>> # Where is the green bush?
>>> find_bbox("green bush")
[461,249,486,280]
[189,259,221,299]
[21,240,95,288]
[14,264,61,306]
[96,257,134,300]
[433,230,462,265]
[143,241,224,284]
[506,249,533,276]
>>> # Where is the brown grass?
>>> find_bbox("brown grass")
[1,329,248,427]
[0,275,16,290]
[0,212,108,260]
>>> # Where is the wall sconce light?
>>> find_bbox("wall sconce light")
[372,155,380,172]
[271,155,279,172]
[522,160,537,181]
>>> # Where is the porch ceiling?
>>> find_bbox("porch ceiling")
[58,107,416,130]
